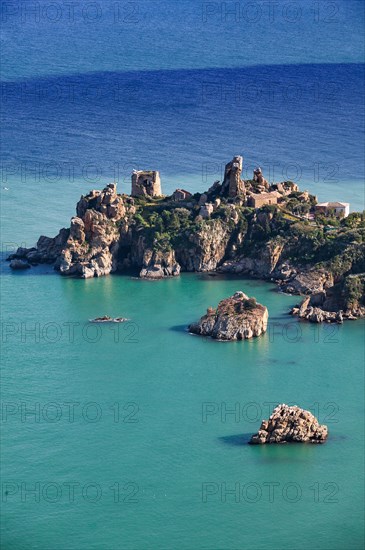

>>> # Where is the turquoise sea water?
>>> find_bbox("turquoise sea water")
[1,267,364,549]
[1,0,364,548]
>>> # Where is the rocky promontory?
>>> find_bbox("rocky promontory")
[250,404,328,444]
[7,154,365,321]
[188,291,268,341]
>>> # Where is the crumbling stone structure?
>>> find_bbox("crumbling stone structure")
[248,191,281,208]
[172,189,192,201]
[131,170,162,198]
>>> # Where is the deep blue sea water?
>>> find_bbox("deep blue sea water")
[1,1,364,549]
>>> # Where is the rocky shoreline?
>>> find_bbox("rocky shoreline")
[7,156,365,322]
[291,294,365,323]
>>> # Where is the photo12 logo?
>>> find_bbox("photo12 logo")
[1,320,139,344]
[1,401,140,424]
[201,401,340,424]
[201,2,340,24]
[1,161,141,184]
[201,481,340,503]
[2,481,139,503]
[1,2,141,24]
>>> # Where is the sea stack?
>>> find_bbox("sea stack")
[250,404,328,444]
[188,291,268,341]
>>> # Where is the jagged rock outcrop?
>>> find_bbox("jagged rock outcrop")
[188,291,268,340]
[221,156,245,198]
[176,219,232,272]
[291,274,365,322]
[250,404,328,444]
[270,181,299,195]
[56,185,126,278]
[253,167,269,191]
[219,239,284,277]
[139,249,181,279]
[7,229,70,265]
[8,183,130,278]
[6,156,365,321]
[199,203,214,218]
[279,269,334,295]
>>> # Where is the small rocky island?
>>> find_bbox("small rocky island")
[7,154,365,322]
[188,291,268,341]
[250,404,328,444]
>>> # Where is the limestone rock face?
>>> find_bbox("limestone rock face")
[8,229,70,266]
[76,184,126,220]
[69,217,85,242]
[220,240,284,277]
[280,270,334,295]
[250,404,328,444]
[56,197,122,278]
[176,219,232,272]
[36,229,70,263]
[139,249,181,279]
[189,291,268,341]
[8,184,129,278]
[199,203,214,219]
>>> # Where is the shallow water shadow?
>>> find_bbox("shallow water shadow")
[328,434,347,442]
[169,324,189,333]
[218,433,252,446]
[1,263,56,276]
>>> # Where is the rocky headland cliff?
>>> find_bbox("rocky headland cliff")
[188,291,268,341]
[250,404,328,444]
[8,155,365,322]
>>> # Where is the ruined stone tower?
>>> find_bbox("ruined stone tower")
[131,170,162,198]
[221,156,245,198]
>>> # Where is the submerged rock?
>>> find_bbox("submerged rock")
[250,404,328,444]
[188,291,268,341]
[9,259,30,270]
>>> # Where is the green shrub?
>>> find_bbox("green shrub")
[243,297,257,309]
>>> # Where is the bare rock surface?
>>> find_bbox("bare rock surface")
[279,269,334,295]
[139,249,181,279]
[250,404,328,444]
[290,273,365,322]
[220,240,284,277]
[188,291,268,341]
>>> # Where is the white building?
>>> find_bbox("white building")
[315,201,350,218]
